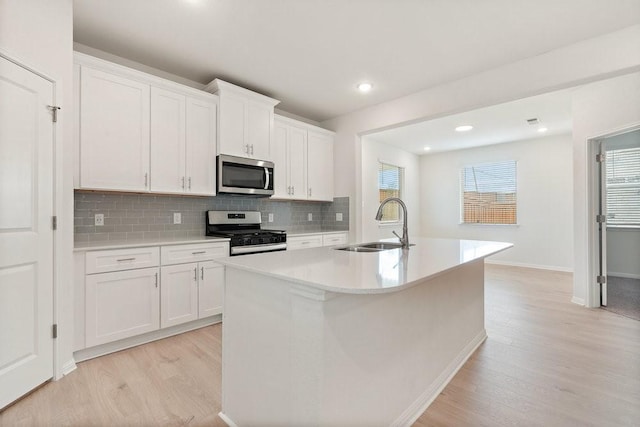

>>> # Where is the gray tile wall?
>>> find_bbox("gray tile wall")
[74,192,349,243]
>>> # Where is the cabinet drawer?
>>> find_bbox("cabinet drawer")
[322,233,348,246]
[161,242,229,265]
[86,247,160,274]
[287,234,324,251]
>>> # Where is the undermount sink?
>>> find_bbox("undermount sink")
[335,242,405,252]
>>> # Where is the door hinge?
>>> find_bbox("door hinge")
[596,153,605,162]
[47,105,61,123]
[597,275,607,284]
[596,214,606,223]
[52,216,57,230]
[52,324,58,339]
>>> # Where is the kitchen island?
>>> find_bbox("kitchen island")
[216,238,512,426]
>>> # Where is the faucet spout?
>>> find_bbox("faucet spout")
[375,197,409,249]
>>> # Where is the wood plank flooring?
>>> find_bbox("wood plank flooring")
[1,265,639,426]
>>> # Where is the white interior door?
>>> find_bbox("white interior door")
[597,140,608,306]
[0,55,54,409]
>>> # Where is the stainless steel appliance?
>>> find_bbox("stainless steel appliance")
[206,210,286,256]
[217,154,274,196]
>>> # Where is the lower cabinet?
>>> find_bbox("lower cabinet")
[85,267,160,347]
[77,241,228,355]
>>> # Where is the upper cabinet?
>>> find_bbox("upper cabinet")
[205,79,279,160]
[79,66,151,192]
[273,116,335,202]
[75,53,219,195]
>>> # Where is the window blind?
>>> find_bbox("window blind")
[605,147,640,226]
[461,160,517,224]
[378,162,402,222]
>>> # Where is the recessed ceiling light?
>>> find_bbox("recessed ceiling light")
[423,146,431,151]
[455,125,473,132]
[357,82,373,93]
[538,127,548,133]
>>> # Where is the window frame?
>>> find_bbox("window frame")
[459,160,519,226]
[605,146,640,228]
[377,161,404,225]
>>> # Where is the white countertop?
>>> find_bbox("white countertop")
[217,237,512,294]
[73,236,230,252]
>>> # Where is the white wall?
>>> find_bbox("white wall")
[322,25,640,244]
[420,135,573,271]
[607,229,640,279]
[360,137,420,242]
[571,72,640,306]
[0,0,75,377]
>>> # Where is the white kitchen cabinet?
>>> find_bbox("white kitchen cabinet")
[79,65,150,192]
[160,263,199,328]
[322,232,349,247]
[198,260,224,318]
[307,130,334,201]
[85,267,160,347]
[287,234,324,251]
[273,120,307,199]
[205,79,279,160]
[273,115,334,201]
[150,87,217,195]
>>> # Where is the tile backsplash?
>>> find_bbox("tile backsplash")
[74,192,349,243]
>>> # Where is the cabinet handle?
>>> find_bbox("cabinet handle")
[301,241,309,245]
[117,257,136,262]
[292,186,295,195]
[201,266,204,281]
[182,177,185,189]
[192,251,206,255]
[245,144,249,154]
[250,144,254,155]
[308,188,312,197]
[144,172,148,187]
[194,267,198,281]
[188,177,192,190]
[154,272,158,288]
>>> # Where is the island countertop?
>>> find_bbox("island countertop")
[216,237,512,294]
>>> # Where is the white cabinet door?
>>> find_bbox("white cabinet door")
[272,122,289,198]
[219,92,248,157]
[287,234,324,251]
[307,131,334,201]
[150,87,186,193]
[161,263,199,328]
[288,126,307,199]
[85,267,160,347]
[186,97,217,195]
[198,261,224,318]
[247,101,272,160]
[80,66,150,191]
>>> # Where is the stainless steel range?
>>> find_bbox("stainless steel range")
[206,211,287,256]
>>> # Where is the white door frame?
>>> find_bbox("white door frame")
[0,48,63,379]
[586,123,640,308]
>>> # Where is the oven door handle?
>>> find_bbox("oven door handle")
[264,167,270,190]
[231,242,287,256]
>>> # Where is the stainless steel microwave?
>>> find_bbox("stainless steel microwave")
[217,154,274,196]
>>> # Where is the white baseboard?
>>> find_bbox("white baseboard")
[218,412,238,427]
[571,296,585,306]
[73,315,221,363]
[62,359,77,376]
[391,329,488,427]
[485,259,573,273]
[608,272,640,280]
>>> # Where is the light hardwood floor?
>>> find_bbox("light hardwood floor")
[1,265,639,426]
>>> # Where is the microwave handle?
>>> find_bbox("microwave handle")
[264,167,270,190]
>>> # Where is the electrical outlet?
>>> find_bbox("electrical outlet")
[173,212,182,224]
[94,214,104,226]
[268,213,274,223]
[336,213,343,222]
[308,213,313,221]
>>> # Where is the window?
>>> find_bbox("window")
[461,160,517,224]
[605,147,640,226]
[378,162,403,222]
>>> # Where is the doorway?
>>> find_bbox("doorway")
[597,128,640,320]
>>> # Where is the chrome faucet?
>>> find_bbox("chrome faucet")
[375,197,409,249]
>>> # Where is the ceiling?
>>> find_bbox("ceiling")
[73,0,640,122]
[367,88,574,154]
